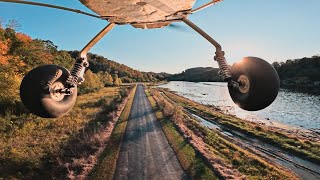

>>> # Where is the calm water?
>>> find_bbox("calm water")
[159,81,320,130]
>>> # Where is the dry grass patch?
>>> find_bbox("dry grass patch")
[151,88,298,179]
[0,86,130,179]
[88,85,137,180]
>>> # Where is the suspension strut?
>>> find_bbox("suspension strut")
[214,51,231,81]
[64,23,115,94]
[182,18,233,82]
[67,57,89,88]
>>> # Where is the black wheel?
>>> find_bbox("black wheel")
[20,64,77,118]
[228,57,280,111]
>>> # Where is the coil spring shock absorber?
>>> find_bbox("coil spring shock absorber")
[67,57,89,91]
[215,51,239,89]
[214,51,231,81]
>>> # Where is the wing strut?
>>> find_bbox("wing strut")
[191,0,223,13]
[0,0,101,19]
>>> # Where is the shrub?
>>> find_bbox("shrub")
[78,70,104,94]
[172,106,184,124]
[97,71,113,87]
[0,71,26,115]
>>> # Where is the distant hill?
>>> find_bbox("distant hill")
[166,56,320,94]
[168,67,222,82]
[68,51,164,83]
[154,72,172,79]
[272,55,320,93]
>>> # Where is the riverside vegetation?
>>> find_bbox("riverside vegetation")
[146,87,299,179]
[156,88,320,164]
[145,89,218,179]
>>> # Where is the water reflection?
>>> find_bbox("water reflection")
[159,81,320,129]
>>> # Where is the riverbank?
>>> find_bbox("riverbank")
[147,87,300,179]
[154,87,320,164]
[146,89,218,179]
[159,81,320,131]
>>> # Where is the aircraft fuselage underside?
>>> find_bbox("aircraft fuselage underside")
[80,0,196,28]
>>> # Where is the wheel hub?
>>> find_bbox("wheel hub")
[49,82,65,101]
[238,75,250,94]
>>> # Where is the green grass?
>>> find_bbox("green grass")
[88,85,137,180]
[146,89,218,180]
[186,118,295,179]
[0,86,130,179]
[159,88,320,164]
[150,88,299,179]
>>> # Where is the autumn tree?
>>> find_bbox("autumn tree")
[112,74,122,86]
[98,71,113,86]
[79,70,104,94]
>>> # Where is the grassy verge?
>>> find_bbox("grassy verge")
[150,88,298,179]
[145,89,218,180]
[159,88,320,164]
[186,118,295,179]
[0,86,131,179]
[88,85,137,180]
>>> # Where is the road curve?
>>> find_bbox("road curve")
[114,85,188,180]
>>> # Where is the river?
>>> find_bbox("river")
[159,81,320,130]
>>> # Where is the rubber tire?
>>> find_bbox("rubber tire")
[20,64,77,118]
[228,57,280,111]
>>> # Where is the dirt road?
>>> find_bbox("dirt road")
[114,85,188,180]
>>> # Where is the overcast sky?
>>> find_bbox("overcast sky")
[1,0,319,73]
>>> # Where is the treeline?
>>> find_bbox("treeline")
[167,56,320,94]
[68,51,167,84]
[272,55,320,93]
[168,67,222,82]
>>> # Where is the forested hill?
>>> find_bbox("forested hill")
[68,51,167,83]
[0,23,164,85]
[272,55,320,93]
[168,67,222,82]
[0,23,167,112]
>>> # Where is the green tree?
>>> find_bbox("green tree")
[79,70,104,94]
[0,70,25,115]
[112,74,122,86]
[121,77,133,83]
[98,71,114,86]
[114,77,122,86]
[53,50,74,69]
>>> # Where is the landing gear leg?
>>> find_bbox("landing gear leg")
[20,23,116,118]
[183,18,279,111]
[67,23,116,88]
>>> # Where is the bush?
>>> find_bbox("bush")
[172,106,184,124]
[97,71,113,87]
[0,71,26,115]
[78,70,104,94]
